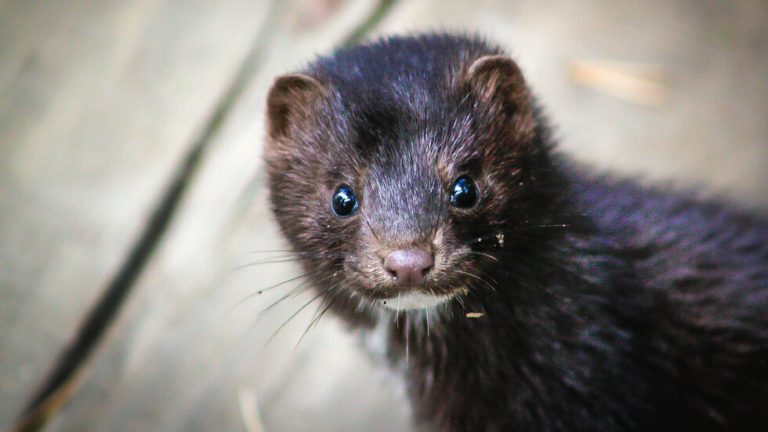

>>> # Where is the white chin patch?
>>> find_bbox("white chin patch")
[381,292,455,311]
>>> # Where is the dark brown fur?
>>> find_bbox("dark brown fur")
[263,34,768,431]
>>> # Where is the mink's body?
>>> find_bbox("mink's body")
[263,34,768,431]
[389,172,768,431]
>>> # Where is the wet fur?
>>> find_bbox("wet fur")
[264,34,768,431]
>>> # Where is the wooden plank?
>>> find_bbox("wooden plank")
[0,0,273,427]
[43,1,414,431]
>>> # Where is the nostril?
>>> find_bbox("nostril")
[383,249,434,287]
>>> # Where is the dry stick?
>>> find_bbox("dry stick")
[238,388,266,432]
[568,59,667,107]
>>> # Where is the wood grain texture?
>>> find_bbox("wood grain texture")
[43,1,413,431]
[0,0,272,426]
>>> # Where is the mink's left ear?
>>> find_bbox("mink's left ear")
[466,55,536,140]
[467,55,528,109]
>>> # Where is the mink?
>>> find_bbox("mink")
[263,34,768,431]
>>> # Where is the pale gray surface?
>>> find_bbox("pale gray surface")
[0,0,269,426]
[1,1,766,431]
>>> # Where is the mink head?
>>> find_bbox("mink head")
[264,35,562,315]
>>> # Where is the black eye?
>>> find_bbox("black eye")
[331,185,359,217]
[449,176,479,208]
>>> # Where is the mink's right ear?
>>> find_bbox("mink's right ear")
[266,73,327,141]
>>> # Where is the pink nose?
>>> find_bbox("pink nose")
[383,249,434,287]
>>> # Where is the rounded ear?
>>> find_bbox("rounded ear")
[466,55,529,111]
[466,55,535,140]
[266,73,327,140]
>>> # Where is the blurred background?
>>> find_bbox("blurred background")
[1,1,766,431]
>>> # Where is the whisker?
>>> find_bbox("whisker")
[255,279,314,318]
[456,269,497,292]
[232,249,346,274]
[455,294,465,309]
[312,291,340,332]
[230,272,316,313]
[266,289,328,346]
[405,313,410,365]
[426,287,439,338]
[230,257,311,272]
[257,271,315,295]
[395,292,402,326]
[248,249,297,254]
[261,268,342,310]
[248,249,342,256]
[475,268,498,285]
[295,285,342,350]
[466,251,499,262]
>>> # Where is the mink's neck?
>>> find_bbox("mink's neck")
[370,227,667,432]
